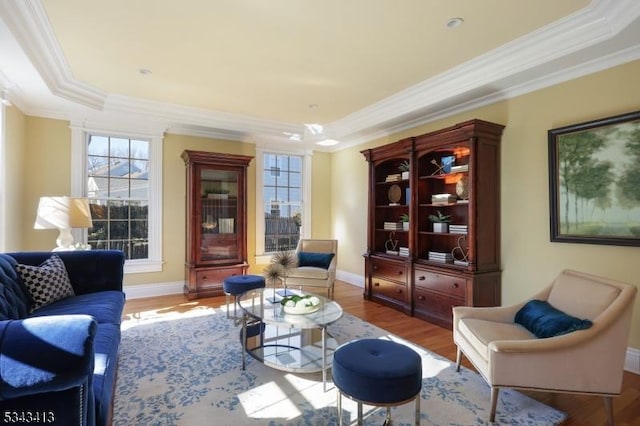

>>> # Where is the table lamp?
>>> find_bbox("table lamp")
[34,196,93,251]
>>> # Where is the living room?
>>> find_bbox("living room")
[1,1,639,425]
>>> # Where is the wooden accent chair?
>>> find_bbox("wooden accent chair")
[283,239,338,299]
[453,269,637,425]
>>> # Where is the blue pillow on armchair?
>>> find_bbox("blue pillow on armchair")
[297,252,335,269]
[515,299,592,338]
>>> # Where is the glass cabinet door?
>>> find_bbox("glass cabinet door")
[198,167,240,263]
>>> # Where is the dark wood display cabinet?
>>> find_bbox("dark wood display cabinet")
[182,150,252,299]
[362,119,504,328]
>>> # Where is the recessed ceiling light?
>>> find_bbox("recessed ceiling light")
[446,18,464,29]
[317,139,339,146]
[139,68,153,76]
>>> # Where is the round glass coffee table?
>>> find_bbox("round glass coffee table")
[237,288,343,390]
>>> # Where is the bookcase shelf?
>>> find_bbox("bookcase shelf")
[361,119,504,327]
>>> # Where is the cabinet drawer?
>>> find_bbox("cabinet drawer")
[371,278,408,304]
[414,288,463,324]
[414,269,466,298]
[371,259,407,284]
[196,267,243,286]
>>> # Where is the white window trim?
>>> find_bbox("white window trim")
[70,120,164,274]
[255,147,312,264]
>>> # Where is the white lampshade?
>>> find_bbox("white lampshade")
[34,196,93,250]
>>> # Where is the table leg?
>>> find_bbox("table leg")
[322,326,327,392]
[241,313,247,370]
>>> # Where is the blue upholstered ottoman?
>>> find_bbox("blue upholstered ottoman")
[222,275,265,319]
[332,338,422,425]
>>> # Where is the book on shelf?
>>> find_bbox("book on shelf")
[427,251,453,262]
[451,164,469,173]
[385,174,401,182]
[399,247,409,257]
[431,193,457,205]
[384,222,403,230]
[449,225,468,234]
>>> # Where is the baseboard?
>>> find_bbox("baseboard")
[625,347,640,375]
[123,272,640,375]
[124,281,184,299]
[336,269,364,288]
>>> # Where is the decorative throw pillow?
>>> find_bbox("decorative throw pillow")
[515,299,593,338]
[15,255,75,312]
[297,251,335,269]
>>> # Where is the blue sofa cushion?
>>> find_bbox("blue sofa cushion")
[15,255,75,312]
[92,323,121,426]
[30,291,125,325]
[8,251,125,295]
[515,299,593,338]
[0,315,96,398]
[297,251,334,269]
[0,254,31,320]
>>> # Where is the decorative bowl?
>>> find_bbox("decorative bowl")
[281,294,321,315]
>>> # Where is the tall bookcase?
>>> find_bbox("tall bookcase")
[361,119,504,327]
[182,150,252,299]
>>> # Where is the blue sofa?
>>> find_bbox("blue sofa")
[0,250,125,426]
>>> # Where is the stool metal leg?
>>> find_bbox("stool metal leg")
[357,401,363,426]
[241,313,247,370]
[337,389,342,426]
[382,407,391,426]
[415,393,421,425]
[225,293,231,318]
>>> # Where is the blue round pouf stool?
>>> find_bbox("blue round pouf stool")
[332,338,422,425]
[223,275,265,319]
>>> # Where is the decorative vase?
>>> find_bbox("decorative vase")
[403,222,410,231]
[456,176,469,200]
[433,222,448,233]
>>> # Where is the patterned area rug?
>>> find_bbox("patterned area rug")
[114,306,566,425]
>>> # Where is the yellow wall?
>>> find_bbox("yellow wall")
[8,59,640,349]
[333,59,640,348]
[17,127,333,285]
[4,106,27,250]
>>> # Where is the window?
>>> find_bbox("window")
[70,121,163,273]
[264,153,302,252]
[86,134,149,259]
[255,148,312,260]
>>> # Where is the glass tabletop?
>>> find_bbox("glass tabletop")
[238,287,343,329]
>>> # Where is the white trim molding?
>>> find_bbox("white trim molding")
[69,118,165,273]
[254,146,313,262]
[625,347,640,375]
[2,0,640,152]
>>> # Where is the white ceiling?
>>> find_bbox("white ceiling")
[1,0,639,150]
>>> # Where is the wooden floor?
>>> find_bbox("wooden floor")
[123,280,640,426]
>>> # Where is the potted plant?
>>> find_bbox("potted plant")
[398,160,410,180]
[399,213,410,231]
[428,210,451,233]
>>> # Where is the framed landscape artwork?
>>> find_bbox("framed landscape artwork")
[548,110,640,246]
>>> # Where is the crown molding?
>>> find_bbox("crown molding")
[333,42,640,152]
[2,0,640,152]
[0,0,106,109]
[331,0,640,142]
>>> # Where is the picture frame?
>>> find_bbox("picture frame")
[548,110,640,246]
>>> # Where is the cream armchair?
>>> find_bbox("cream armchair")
[283,239,338,299]
[453,269,637,425]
